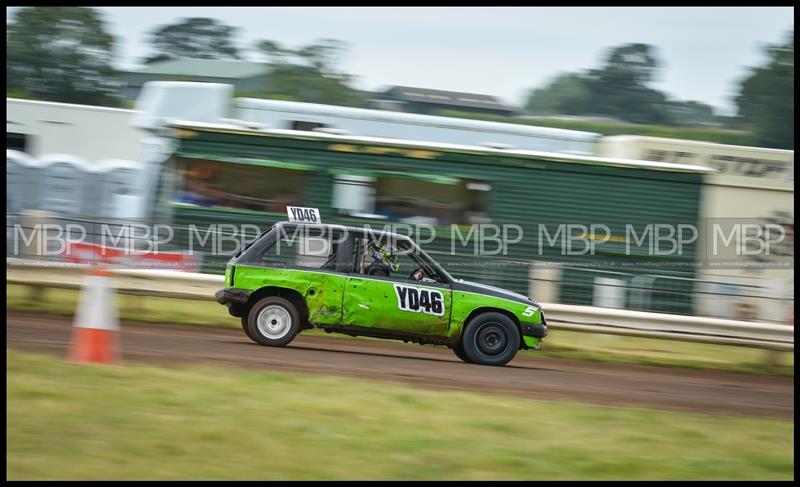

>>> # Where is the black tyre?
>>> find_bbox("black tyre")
[240,315,256,341]
[245,296,301,347]
[461,312,520,366]
[452,342,472,363]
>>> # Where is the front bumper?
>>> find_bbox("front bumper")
[214,287,251,307]
[520,315,548,350]
[521,320,548,338]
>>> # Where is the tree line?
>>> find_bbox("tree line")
[6,7,794,149]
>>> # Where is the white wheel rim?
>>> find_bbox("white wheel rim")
[256,305,292,340]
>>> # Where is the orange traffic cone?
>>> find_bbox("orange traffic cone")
[68,267,120,364]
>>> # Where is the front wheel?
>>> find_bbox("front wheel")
[452,342,472,363]
[461,312,520,366]
[245,296,301,347]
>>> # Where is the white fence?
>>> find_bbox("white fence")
[6,258,794,351]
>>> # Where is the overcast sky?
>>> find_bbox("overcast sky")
[7,6,794,115]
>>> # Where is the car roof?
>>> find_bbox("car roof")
[274,221,416,242]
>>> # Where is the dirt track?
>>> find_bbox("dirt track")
[6,311,794,419]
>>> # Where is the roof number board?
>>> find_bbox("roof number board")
[287,206,321,223]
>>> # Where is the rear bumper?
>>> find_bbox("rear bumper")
[214,288,251,307]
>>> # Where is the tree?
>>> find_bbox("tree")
[253,38,368,107]
[582,43,673,124]
[601,42,659,85]
[143,17,240,63]
[734,30,794,149]
[6,7,121,106]
[525,73,591,115]
[663,100,719,127]
[523,43,699,125]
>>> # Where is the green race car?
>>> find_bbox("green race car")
[215,221,547,366]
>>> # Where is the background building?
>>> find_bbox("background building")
[371,85,518,116]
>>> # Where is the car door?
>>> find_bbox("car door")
[341,236,452,335]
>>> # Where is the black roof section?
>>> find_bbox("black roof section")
[382,85,515,112]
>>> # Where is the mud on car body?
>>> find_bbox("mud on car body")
[216,220,547,366]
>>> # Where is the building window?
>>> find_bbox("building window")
[332,171,492,225]
[289,120,327,132]
[7,132,28,152]
[173,157,307,213]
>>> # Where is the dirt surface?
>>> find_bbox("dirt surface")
[6,311,794,419]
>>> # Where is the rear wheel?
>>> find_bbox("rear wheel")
[241,315,256,341]
[461,312,520,366]
[246,296,301,347]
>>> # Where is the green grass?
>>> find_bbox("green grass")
[531,330,793,375]
[6,349,793,480]
[6,284,793,376]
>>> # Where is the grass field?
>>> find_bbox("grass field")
[6,349,793,480]
[6,284,793,375]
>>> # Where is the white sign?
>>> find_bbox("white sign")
[287,206,321,223]
[393,284,445,316]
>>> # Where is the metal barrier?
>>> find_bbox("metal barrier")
[7,258,793,351]
[527,264,794,324]
[543,303,793,351]
[6,258,220,301]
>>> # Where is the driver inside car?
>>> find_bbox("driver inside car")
[364,240,400,277]
[363,239,433,282]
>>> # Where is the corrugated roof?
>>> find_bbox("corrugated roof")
[168,120,714,174]
[384,85,514,111]
[132,59,269,79]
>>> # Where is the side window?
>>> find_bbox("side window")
[357,237,446,284]
[260,227,341,270]
[393,249,424,281]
